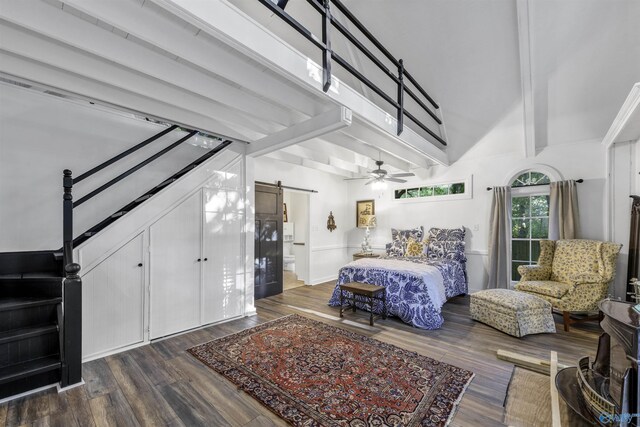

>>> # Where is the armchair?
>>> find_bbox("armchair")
[514,239,621,331]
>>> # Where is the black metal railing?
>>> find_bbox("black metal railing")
[60,124,230,389]
[257,0,447,146]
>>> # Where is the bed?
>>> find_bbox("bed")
[327,227,468,329]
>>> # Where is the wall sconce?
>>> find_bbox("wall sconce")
[327,211,337,232]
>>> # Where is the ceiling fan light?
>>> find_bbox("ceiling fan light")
[371,180,387,190]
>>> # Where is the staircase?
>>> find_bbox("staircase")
[0,124,232,400]
[0,251,63,398]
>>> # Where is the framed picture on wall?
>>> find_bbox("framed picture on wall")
[283,203,288,222]
[356,199,375,228]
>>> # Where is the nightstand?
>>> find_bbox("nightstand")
[352,252,381,261]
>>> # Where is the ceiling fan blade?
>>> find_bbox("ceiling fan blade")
[388,172,415,178]
[364,179,376,185]
[384,177,407,183]
[343,177,370,181]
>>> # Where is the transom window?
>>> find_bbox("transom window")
[511,172,550,281]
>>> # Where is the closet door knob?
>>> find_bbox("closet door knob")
[197,258,202,262]
[204,258,208,261]
[137,263,143,267]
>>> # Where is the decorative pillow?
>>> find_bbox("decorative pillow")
[391,226,424,243]
[405,239,424,257]
[386,239,406,258]
[428,227,465,242]
[427,240,467,262]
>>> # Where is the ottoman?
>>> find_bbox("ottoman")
[470,289,556,337]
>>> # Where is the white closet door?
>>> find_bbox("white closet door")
[202,188,244,324]
[82,232,145,359]
[150,191,202,339]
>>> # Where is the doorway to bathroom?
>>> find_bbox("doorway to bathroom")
[282,189,310,290]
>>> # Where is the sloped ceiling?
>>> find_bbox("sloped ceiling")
[229,0,640,162]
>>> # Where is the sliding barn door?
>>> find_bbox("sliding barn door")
[254,184,283,300]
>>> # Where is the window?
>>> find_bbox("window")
[511,172,550,281]
[393,178,470,201]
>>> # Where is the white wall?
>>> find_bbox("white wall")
[0,83,207,251]
[253,156,350,284]
[609,139,640,298]
[347,140,609,292]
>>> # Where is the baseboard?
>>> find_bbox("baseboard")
[309,275,338,285]
[57,379,85,393]
[0,383,58,404]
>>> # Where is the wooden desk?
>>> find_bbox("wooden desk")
[338,282,387,326]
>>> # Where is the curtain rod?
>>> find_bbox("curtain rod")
[486,179,583,191]
[255,180,318,193]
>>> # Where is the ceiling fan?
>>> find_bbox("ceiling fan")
[345,160,415,185]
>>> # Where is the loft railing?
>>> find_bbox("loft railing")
[257,0,447,146]
[60,124,230,388]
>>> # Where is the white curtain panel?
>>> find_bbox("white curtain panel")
[488,186,512,289]
[549,180,580,240]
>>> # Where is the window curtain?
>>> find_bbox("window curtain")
[488,186,512,289]
[549,180,580,240]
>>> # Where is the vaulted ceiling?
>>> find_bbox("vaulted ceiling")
[231,0,640,163]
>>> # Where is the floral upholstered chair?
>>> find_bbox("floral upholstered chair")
[514,239,621,331]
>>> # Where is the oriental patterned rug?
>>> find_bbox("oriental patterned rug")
[188,314,474,426]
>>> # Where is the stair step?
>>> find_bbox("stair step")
[0,325,58,345]
[0,297,62,313]
[53,252,63,261]
[0,273,62,281]
[0,356,61,385]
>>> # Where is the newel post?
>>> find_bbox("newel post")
[61,262,82,388]
[63,169,73,266]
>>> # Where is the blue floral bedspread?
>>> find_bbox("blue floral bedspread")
[328,256,467,329]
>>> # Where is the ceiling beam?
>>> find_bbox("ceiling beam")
[247,107,352,157]
[517,0,536,158]
[264,151,353,177]
[0,23,260,140]
[64,0,323,118]
[313,133,412,172]
[0,0,296,131]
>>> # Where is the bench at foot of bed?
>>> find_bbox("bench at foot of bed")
[338,282,387,326]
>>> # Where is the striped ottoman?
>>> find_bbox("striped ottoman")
[470,289,556,337]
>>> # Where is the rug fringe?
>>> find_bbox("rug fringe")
[445,372,476,427]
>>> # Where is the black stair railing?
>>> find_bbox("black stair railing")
[257,0,447,146]
[60,124,231,388]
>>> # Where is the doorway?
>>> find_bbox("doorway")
[254,183,283,300]
[282,190,310,290]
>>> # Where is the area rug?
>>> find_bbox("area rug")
[188,314,474,426]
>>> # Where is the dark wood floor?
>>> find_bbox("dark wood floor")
[0,283,600,427]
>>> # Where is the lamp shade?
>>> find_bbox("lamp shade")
[360,215,376,228]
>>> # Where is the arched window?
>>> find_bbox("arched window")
[511,171,551,282]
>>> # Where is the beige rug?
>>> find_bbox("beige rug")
[503,367,592,427]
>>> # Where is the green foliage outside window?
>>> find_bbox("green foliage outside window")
[393,181,466,200]
[510,173,550,281]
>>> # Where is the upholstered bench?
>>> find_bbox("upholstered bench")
[470,289,556,337]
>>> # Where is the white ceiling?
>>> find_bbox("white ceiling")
[231,0,640,162]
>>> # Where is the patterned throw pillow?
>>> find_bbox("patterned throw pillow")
[405,239,424,257]
[391,226,424,242]
[386,239,406,257]
[427,240,467,262]
[428,227,465,242]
